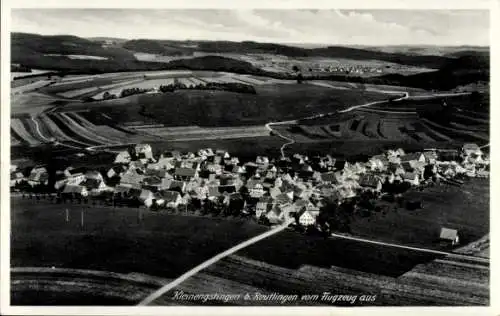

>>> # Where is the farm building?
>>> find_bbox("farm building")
[439,227,460,246]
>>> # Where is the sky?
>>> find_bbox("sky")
[11,9,490,46]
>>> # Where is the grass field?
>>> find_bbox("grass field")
[61,83,391,127]
[11,198,268,278]
[349,178,489,249]
[12,197,439,281]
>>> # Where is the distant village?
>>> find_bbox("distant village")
[11,143,489,236]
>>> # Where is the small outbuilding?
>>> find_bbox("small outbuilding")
[439,227,460,246]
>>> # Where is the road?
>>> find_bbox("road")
[265,91,475,158]
[329,232,489,264]
[138,218,295,306]
[265,91,410,158]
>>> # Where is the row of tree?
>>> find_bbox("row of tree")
[159,81,257,94]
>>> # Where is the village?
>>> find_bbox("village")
[11,143,489,239]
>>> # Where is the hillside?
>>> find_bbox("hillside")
[11,33,490,91]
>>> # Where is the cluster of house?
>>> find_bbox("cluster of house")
[307,64,384,75]
[11,143,489,228]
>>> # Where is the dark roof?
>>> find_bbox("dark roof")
[219,185,236,194]
[334,160,346,170]
[143,176,162,186]
[169,180,186,190]
[401,162,414,172]
[320,171,337,183]
[208,186,220,197]
[463,143,480,151]
[359,174,381,188]
[402,172,418,180]
[400,153,423,162]
[275,193,292,204]
[81,178,101,189]
[156,190,181,202]
[175,168,197,177]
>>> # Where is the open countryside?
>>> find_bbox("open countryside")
[8,8,490,308]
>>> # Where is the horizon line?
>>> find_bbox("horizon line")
[11,31,491,48]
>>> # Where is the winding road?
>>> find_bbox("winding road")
[265,90,474,158]
[265,90,409,158]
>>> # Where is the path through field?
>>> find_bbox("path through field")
[138,218,295,305]
[329,232,489,263]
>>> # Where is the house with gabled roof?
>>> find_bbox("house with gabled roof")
[439,227,460,246]
[367,155,388,171]
[81,178,107,195]
[175,167,198,181]
[275,192,293,205]
[107,165,127,179]
[402,172,420,186]
[256,156,270,165]
[156,190,183,208]
[255,201,273,219]
[266,206,285,224]
[208,186,221,200]
[423,151,438,164]
[62,184,88,197]
[297,209,318,227]
[169,180,187,193]
[114,150,132,164]
[148,157,176,171]
[359,174,382,192]
[10,171,26,187]
[400,152,425,164]
[320,171,340,184]
[120,169,145,186]
[462,143,482,157]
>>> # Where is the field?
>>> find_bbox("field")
[349,178,489,249]
[10,197,447,279]
[128,125,271,141]
[60,83,391,127]
[275,92,488,156]
[11,198,268,278]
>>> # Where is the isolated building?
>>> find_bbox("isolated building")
[439,227,460,246]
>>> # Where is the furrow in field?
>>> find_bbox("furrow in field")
[58,113,119,145]
[39,114,92,147]
[47,114,103,146]
[68,112,133,142]
[11,118,41,146]
[65,112,125,143]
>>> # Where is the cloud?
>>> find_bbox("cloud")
[11,9,490,46]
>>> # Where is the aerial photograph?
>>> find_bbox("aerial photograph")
[7,8,490,307]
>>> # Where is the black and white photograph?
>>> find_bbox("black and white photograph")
[0,1,496,314]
